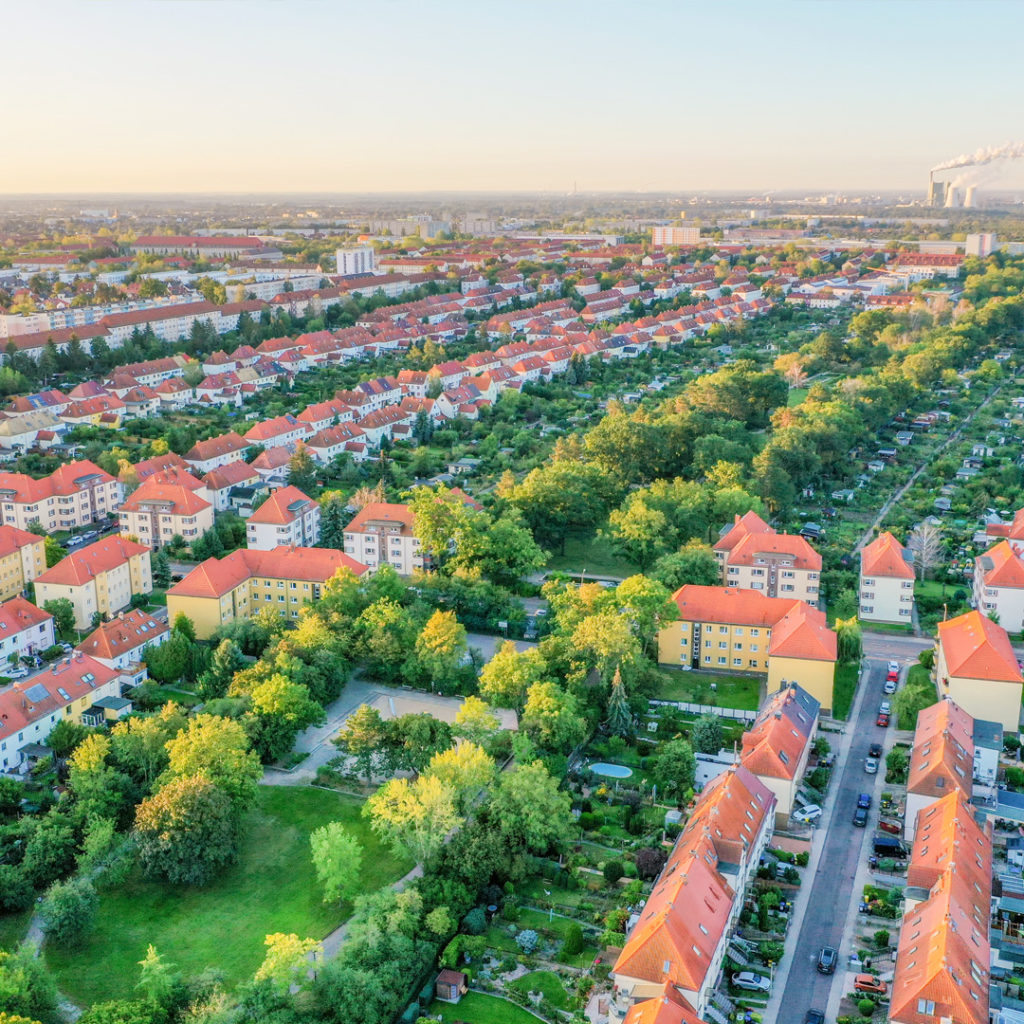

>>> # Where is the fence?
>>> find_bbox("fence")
[649,699,757,722]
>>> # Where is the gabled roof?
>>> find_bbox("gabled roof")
[247,486,316,526]
[0,596,52,634]
[713,511,773,554]
[938,610,1023,683]
[861,531,916,580]
[767,604,837,663]
[0,524,44,559]
[680,764,775,865]
[120,478,211,517]
[740,685,819,781]
[975,540,1024,588]
[184,431,248,463]
[623,983,707,1024]
[344,502,414,533]
[76,609,169,661]
[37,535,149,587]
[907,699,974,801]
[669,585,801,629]
[906,791,991,893]
[203,461,260,491]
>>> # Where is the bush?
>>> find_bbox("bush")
[40,877,98,947]
[795,851,809,867]
[562,922,584,957]
[857,999,876,1017]
[0,864,33,911]
[463,907,487,935]
[578,812,600,831]
[874,929,890,949]
[603,861,624,885]
[516,929,539,954]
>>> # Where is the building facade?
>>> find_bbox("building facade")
[973,540,1024,634]
[0,461,121,532]
[0,525,46,600]
[246,486,321,550]
[859,531,916,624]
[342,502,423,575]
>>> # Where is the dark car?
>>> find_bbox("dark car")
[853,807,868,827]
[857,793,872,809]
[816,946,838,974]
[805,1012,825,1024]
[877,712,890,727]
[869,742,883,758]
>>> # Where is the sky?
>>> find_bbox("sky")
[4,0,1024,195]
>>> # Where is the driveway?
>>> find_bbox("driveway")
[766,657,893,1020]
[467,632,537,662]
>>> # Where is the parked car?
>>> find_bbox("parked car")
[805,1013,825,1024]
[865,757,879,774]
[853,807,868,827]
[879,701,892,715]
[887,660,900,674]
[5,665,28,679]
[877,713,890,728]
[732,972,771,993]
[857,793,872,809]
[884,679,897,695]
[816,947,838,974]
[854,974,887,995]
[792,805,822,824]
[868,743,883,758]
[873,834,906,858]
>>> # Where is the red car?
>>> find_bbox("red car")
[886,670,898,682]
[877,712,890,727]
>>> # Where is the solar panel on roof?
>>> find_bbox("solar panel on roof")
[24,683,49,703]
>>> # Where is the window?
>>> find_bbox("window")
[917,1001,935,1016]
[750,644,758,652]
[718,626,727,634]
[750,629,759,637]
[733,658,742,666]
[719,641,727,649]
[734,628,743,637]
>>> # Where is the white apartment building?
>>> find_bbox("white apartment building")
[0,597,55,668]
[246,486,321,551]
[974,540,1024,633]
[859,531,916,624]
[336,246,378,278]
[342,502,423,575]
[0,461,122,532]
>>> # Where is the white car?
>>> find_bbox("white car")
[884,679,897,694]
[792,805,822,824]
[732,972,772,993]
[879,701,892,715]
[865,758,879,774]
[887,660,899,674]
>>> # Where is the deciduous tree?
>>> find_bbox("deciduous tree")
[364,774,461,863]
[310,823,363,904]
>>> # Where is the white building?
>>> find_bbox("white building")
[859,531,916,624]
[336,246,378,278]
[343,502,423,575]
[246,486,321,551]
[973,540,1024,633]
[0,597,54,668]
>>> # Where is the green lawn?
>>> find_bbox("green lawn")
[787,387,809,407]
[426,992,545,1024]
[896,664,938,730]
[47,786,412,1006]
[545,534,638,579]
[832,661,860,721]
[0,908,30,951]
[656,670,761,710]
[509,970,569,1009]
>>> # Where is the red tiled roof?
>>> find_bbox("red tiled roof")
[861,531,916,580]
[247,486,315,526]
[907,699,974,800]
[0,524,44,559]
[670,584,800,628]
[767,604,837,662]
[726,531,821,571]
[76,609,168,661]
[623,984,706,1024]
[975,540,1024,588]
[120,478,211,517]
[344,502,413,533]
[713,511,773,554]
[938,610,1023,683]
[0,596,52,634]
[37,535,149,587]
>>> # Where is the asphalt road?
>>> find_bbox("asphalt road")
[774,658,890,1021]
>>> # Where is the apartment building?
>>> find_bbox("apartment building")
[246,486,320,551]
[973,539,1024,633]
[343,502,423,575]
[76,608,170,686]
[658,586,838,712]
[0,597,54,668]
[0,524,46,600]
[859,531,916,624]
[166,546,368,639]
[610,765,775,1024]
[0,654,122,772]
[0,460,121,532]
[35,536,153,630]
[117,472,214,549]
[203,461,261,512]
[714,511,821,602]
[935,610,1023,731]
[739,683,819,826]
[183,431,249,474]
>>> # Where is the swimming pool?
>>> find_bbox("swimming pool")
[590,762,633,779]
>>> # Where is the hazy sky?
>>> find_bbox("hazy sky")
[5,0,1024,194]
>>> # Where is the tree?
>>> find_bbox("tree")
[562,921,584,957]
[606,667,634,739]
[652,738,695,797]
[473,510,545,587]
[424,742,495,811]
[607,498,668,570]
[77,1000,163,1024]
[151,548,171,590]
[571,612,642,683]
[287,446,317,494]
[171,613,196,643]
[522,681,587,752]
[477,641,544,708]
[410,609,467,691]
[835,616,862,663]
[635,846,667,880]
[0,945,58,1023]
[42,536,65,569]
[39,877,98,947]
[162,715,262,810]
[110,703,186,789]
[335,704,386,783]
[650,540,720,591]
[614,575,678,655]
[45,718,89,760]
[22,811,78,888]
[199,638,245,701]
[452,695,500,747]
[43,598,75,639]
[136,945,174,1006]
[134,773,238,885]
[254,933,322,994]
[907,522,942,580]
[489,760,571,854]
[691,714,723,755]
[364,773,461,863]
[0,867,33,913]
[319,492,348,550]
[310,823,363,904]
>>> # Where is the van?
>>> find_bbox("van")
[872,834,906,858]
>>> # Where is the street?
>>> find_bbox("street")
[770,657,893,1022]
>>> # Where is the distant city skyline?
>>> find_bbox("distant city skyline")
[7,0,1024,195]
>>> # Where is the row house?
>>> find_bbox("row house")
[60,394,126,428]
[357,405,412,445]
[203,461,262,511]
[296,398,354,432]
[243,414,312,453]
[154,377,195,409]
[76,608,170,686]
[0,410,67,450]
[306,423,366,464]
[184,431,249,474]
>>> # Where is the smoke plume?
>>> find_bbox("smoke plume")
[933,142,1024,172]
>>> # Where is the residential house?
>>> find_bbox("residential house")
[935,610,1023,732]
[343,502,423,575]
[0,525,46,600]
[35,535,153,630]
[0,597,54,669]
[0,460,121,532]
[306,423,366,464]
[243,414,312,452]
[859,531,916,624]
[246,486,320,550]
[76,608,170,688]
[622,984,706,1024]
[117,471,215,550]
[183,431,249,474]
[973,540,1024,633]
[166,546,368,639]
[203,461,261,512]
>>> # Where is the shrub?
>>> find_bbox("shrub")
[874,929,890,949]
[603,861,624,885]
[578,812,600,831]
[636,847,667,879]
[857,999,876,1017]
[463,907,487,935]
[0,865,33,911]
[562,922,584,957]
[795,851,809,867]
[516,929,539,954]
[40,877,98,947]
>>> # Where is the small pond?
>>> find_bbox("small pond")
[589,762,633,779]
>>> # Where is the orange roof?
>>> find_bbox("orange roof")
[203,461,260,491]
[889,868,989,1024]
[167,546,367,600]
[37,535,150,587]
[938,610,1023,683]
[860,531,916,580]
[767,604,837,662]
[76,609,169,661]
[120,478,211,517]
[713,510,773,554]
[0,460,115,505]
[0,596,52,634]
[907,699,974,801]
[740,687,819,781]
[623,984,706,1024]
[906,791,991,893]
[727,531,821,571]
[247,486,316,526]
[670,584,801,629]
[344,502,414,533]
[184,431,247,463]
[0,524,44,559]
[680,764,775,864]
[975,540,1024,588]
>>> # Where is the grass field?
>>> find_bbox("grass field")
[0,908,30,951]
[787,387,809,407]
[47,786,412,1006]
[545,534,638,579]
[508,970,569,1008]
[657,670,761,710]
[426,992,546,1024]
[832,661,860,721]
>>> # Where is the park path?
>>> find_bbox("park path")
[853,382,1003,553]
